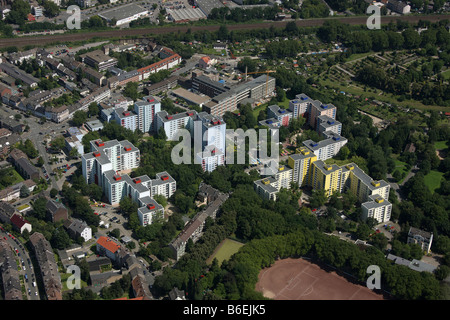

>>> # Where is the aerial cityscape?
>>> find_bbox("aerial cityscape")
[0,0,449,307]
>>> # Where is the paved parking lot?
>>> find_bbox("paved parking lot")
[93,205,138,252]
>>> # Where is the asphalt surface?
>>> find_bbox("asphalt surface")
[1,14,449,49]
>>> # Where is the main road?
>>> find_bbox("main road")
[1,14,449,49]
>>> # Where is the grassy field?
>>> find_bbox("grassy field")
[206,238,244,266]
[393,158,409,174]
[435,140,449,150]
[441,69,450,80]
[60,272,88,291]
[253,102,268,118]
[424,170,444,194]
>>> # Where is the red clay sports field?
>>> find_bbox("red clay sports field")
[255,258,384,300]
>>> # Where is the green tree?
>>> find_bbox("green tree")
[43,1,60,17]
[51,228,71,250]
[32,197,48,220]
[309,189,327,208]
[88,103,99,118]
[20,184,30,198]
[109,228,121,239]
[237,57,257,73]
[123,82,139,101]
[50,136,66,152]
[217,25,229,41]
[50,188,58,198]
[153,194,168,208]
[37,156,45,167]
[354,223,371,240]
[369,232,388,251]
[71,110,88,127]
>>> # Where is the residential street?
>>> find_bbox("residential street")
[0,227,39,300]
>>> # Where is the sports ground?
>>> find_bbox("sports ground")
[255,258,384,300]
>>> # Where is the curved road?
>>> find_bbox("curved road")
[1,14,449,49]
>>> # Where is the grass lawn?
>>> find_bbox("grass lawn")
[393,158,409,174]
[392,158,411,184]
[435,140,448,150]
[206,238,244,266]
[441,69,450,80]
[424,170,444,194]
[252,97,290,118]
[252,102,268,118]
[60,272,88,291]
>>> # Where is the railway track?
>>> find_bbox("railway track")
[0,14,448,49]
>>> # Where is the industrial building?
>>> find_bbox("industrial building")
[98,3,149,26]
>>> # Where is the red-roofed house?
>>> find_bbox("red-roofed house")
[96,236,122,262]
[10,213,32,234]
[198,56,216,69]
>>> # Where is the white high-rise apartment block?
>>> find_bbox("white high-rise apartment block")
[150,171,177,199]
[317,115,342,137]
[303,132,348,161]
[192,112,227,173]
[155,110,197,141]
[137,197,164,227]
[103,172,152,205]
[274,165,293,190]
[288,93,313,118]
[81,139,140,187]
[82,139,175,226]
[361,194,392,223]
[134,95,161,133]
[113,108,138,132]
[197,112,226,153]
[196,145,225,173]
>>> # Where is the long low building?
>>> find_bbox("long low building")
[0,62,39,88]
[0,238,22,300]
[169,184,229,260]
[137,48,182,80]
[29,232,62,300]
[171,87,211,107]
[98,3,149,26]
[194,74,276,117]
[143,75,181,96]
[167,7,207,23]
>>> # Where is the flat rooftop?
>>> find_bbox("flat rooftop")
[172,87,211,106]
[80,50,116,64]
[98,3,148,21]
[195,0,224,16]
[167,7,207,21]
